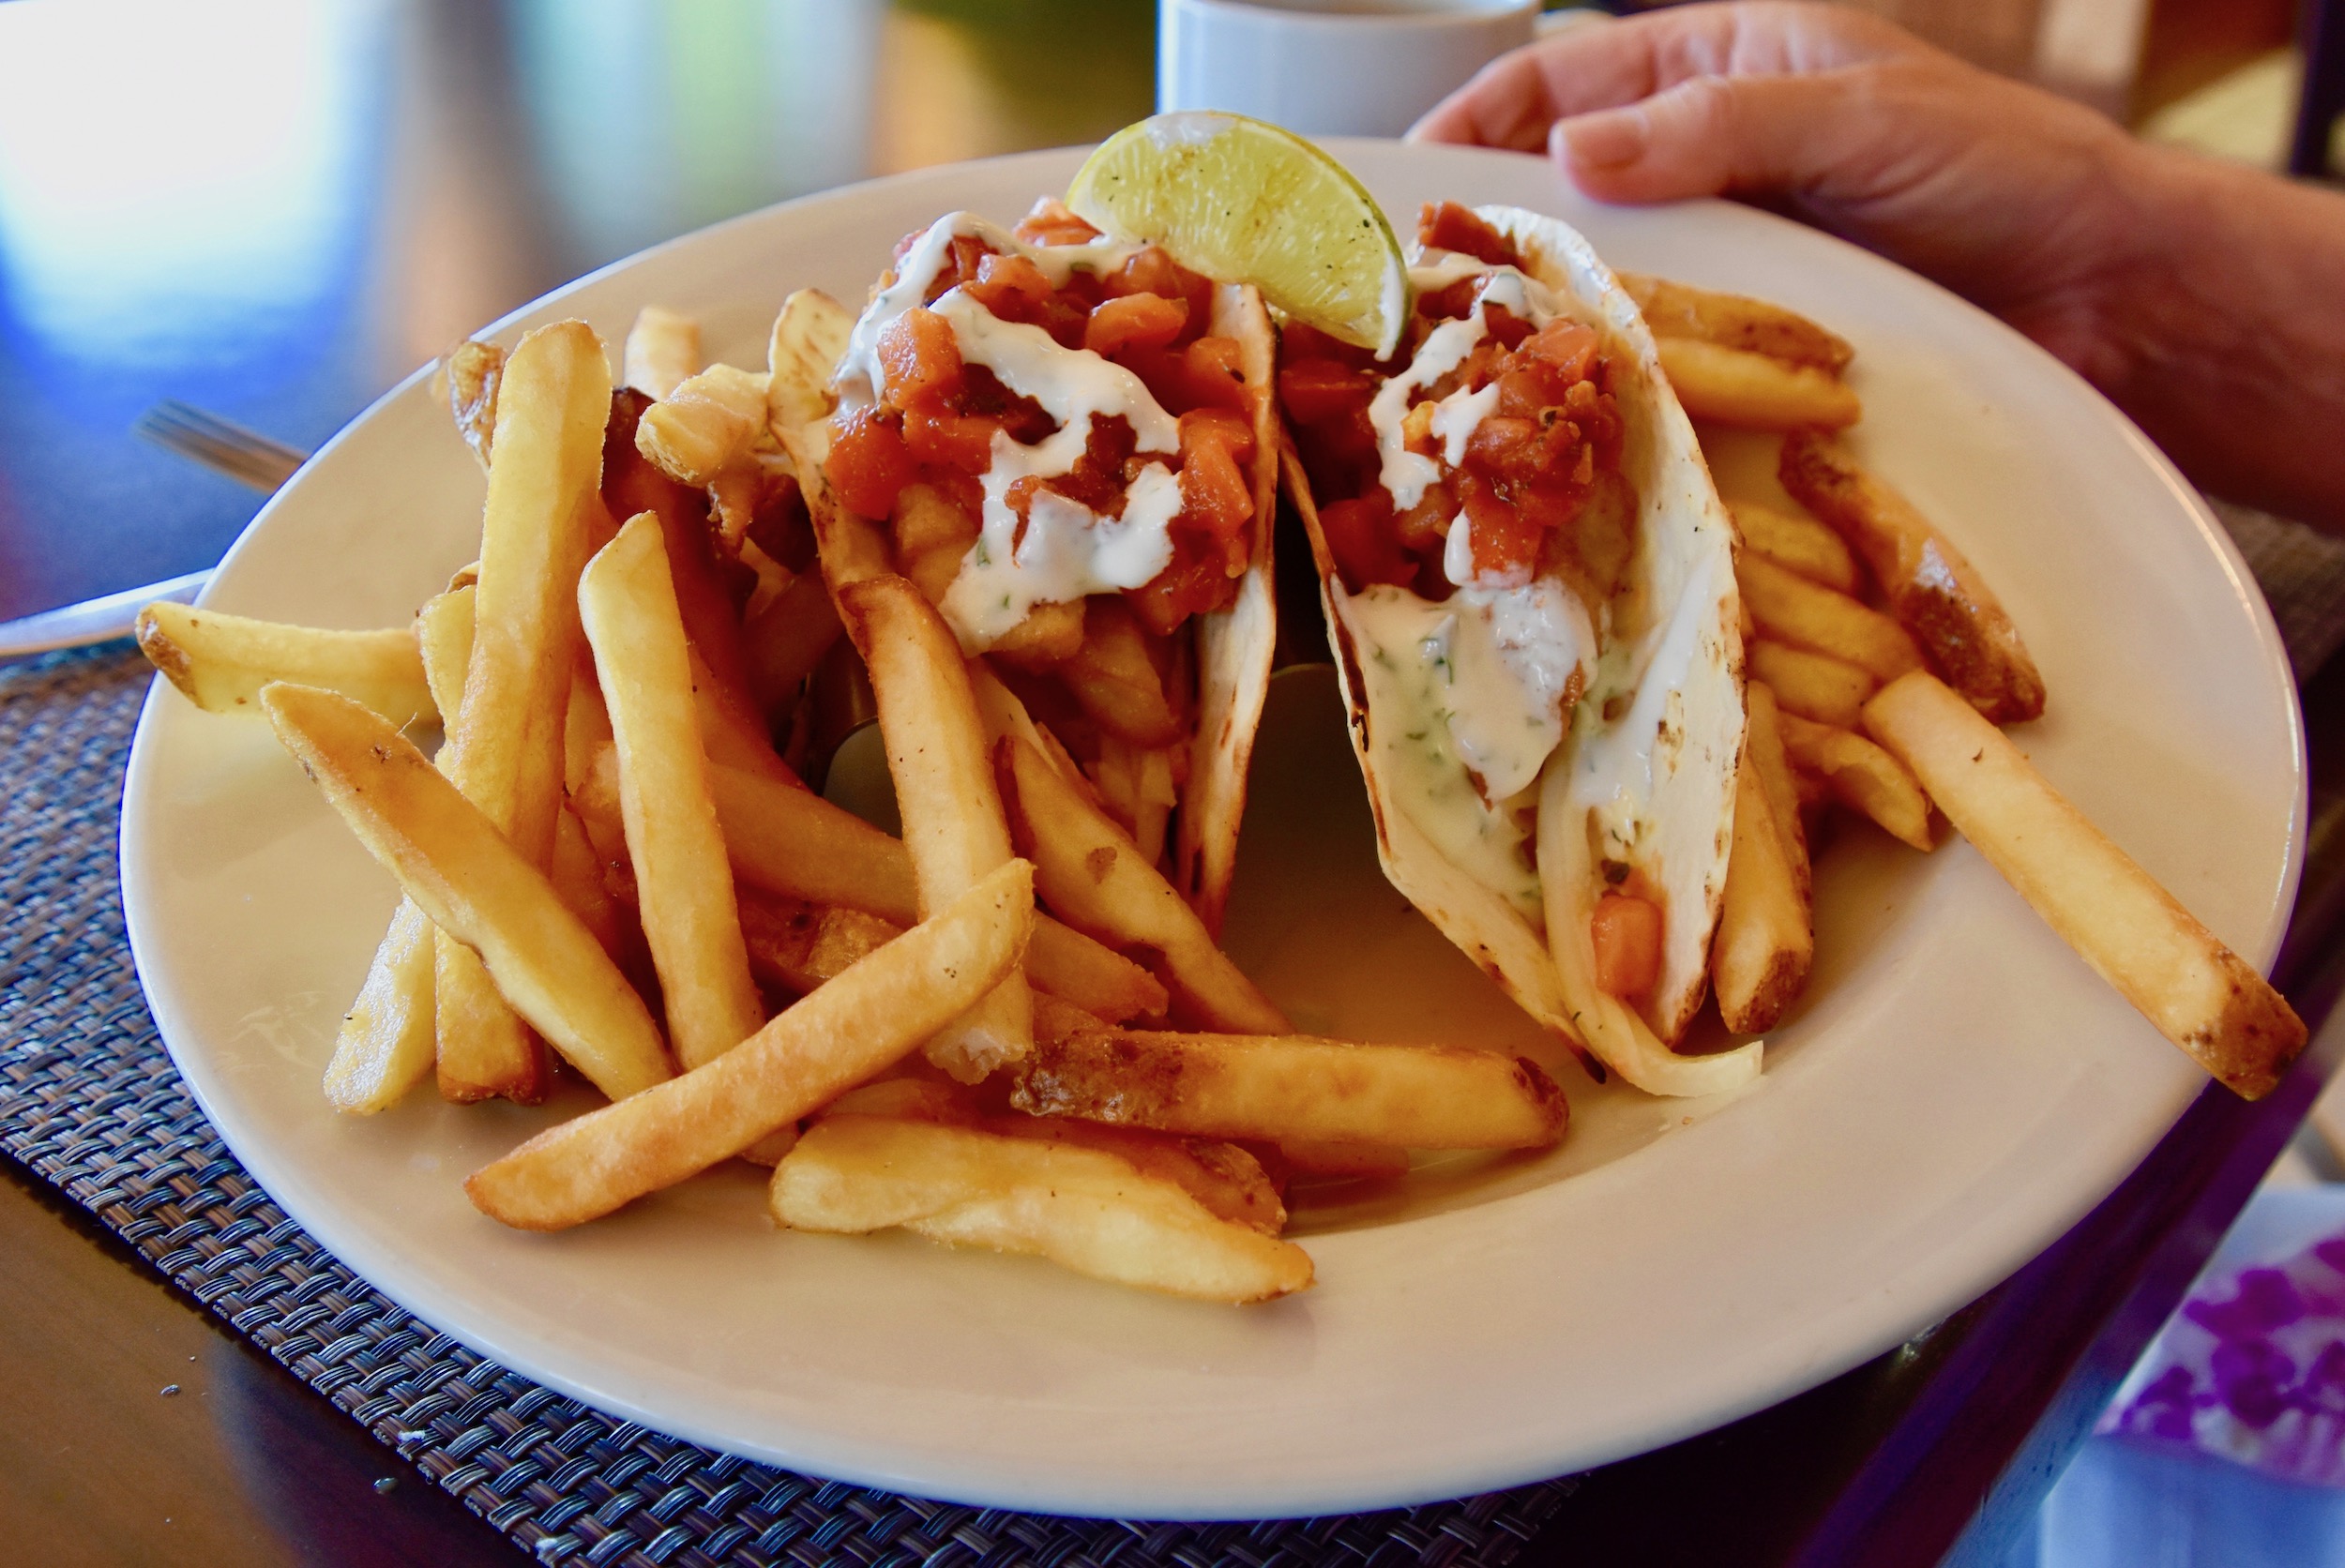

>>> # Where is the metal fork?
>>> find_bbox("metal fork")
[0,402,308,659]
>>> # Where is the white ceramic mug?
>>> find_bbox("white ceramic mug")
[1157,0,1583,139]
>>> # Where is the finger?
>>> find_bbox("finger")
[1552,69,1880,205]
[1410,2,1915,148]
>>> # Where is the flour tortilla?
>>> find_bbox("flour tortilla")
[1285,205,1758,1097]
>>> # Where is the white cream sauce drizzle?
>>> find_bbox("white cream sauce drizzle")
[1369,263,1554,511]
[1339,576,1596,920]
[835,212,1188,650]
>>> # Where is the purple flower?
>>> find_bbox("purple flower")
[2126,1364,2203,1441]
[2304,1341,2345,1415]
[2186,1268,2307,1339]
[2211,1338,2297,1429]
[2312,1237,2345,1276]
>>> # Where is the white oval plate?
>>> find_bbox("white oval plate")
[120,142,2303,1519]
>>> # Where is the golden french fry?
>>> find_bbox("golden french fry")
[581,512,766,1069]
[687,641,798,787]
[1739,553,1924,684]
[415,585,477,726]
[1779,430,2046,724]
[1748,639,1874,730]
[1011,1028,1564,1150]
[1060,598,1184,747]
[464,861,1035,1229]
[628,750,1158,1019]
[966,660,1098,798]
[623,305,700,401]
[1730,500,1861,595]
[742,569,843,715]
[262,684,671,1101]
[1777,708,1933,851]
[976,1116,1286,1235]
[999,734,1289,1035]
[435,319,610,1101]
[1863,672,2304,1097]
[444,338,503,474]
[1654,337,1861,430]
[549,801,628,960]
[1090,736,1178,866]
[1712,683,1813,1033]
[770,1114,1312,1304]
[636,364,768,488]
[137,603,434,729]
[322,897,437,1115]
[738,897,898,994]
[766,288,855,435]
[839,575,1032,1079]
[1620,274,1854,372]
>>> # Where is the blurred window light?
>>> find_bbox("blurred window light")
[0,0,376,368]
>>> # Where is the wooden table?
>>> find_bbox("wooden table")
[3,4,2336,1563]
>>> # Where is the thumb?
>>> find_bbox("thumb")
[1551,69,1872,204]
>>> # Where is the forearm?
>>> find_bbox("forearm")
[2091,146,2345,529]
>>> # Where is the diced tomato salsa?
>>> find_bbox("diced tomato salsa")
[825,222,1258,637]
[1281,201,1625,598]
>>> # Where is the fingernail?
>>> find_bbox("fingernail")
[1556,112,1645,173]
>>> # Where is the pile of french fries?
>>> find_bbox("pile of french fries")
[138,301,1568,1306]
[1641,280,2304,1096]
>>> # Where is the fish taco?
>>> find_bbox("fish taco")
[1279,201,1758,1096]
[781,200,1278,933]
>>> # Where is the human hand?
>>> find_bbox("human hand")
[1410,3,2156,385]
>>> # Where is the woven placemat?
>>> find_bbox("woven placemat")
[0,646,1574,1567]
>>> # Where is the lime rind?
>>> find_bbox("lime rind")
[1067,113,1409,359]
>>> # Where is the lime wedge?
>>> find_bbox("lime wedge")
[1068,113,1409,359]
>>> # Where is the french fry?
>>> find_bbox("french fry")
[1779,430,2046,724]
[739,897,899,994]
[1739,553,1924,684]
[1730,500,1861,595]
[999,734,1290,1035]
[444,338,503,474]
[1653,337,1861,431]
[1863,671,2305,1097]
[715,771,1166,1022]
[1744,684,1808,879]
[549,802,628,961]
[1712,683,1813,1033]
[636,364,768,487]
[137,603,435,729]
[840,575,1033,1078]
[623,305,700,401]
[463,861,1035,1229]
[742,569,843,714]
[1748,640,1874,730]
[688,641,798,786]
[987,1117,1287,1234]
[580,512,766,1070]
[603,392,757,695]
[262,684,671,1101]
[322,897,437,1115]
[765,287,855,435]
[1011,1029,1565,1149]
[1776,709,1933,851]
[415,585,477,727]
[1619,274,1855,372]
[1059,597,1184,747]
[770,1114,1312,1304]
[434,319,610,1102]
